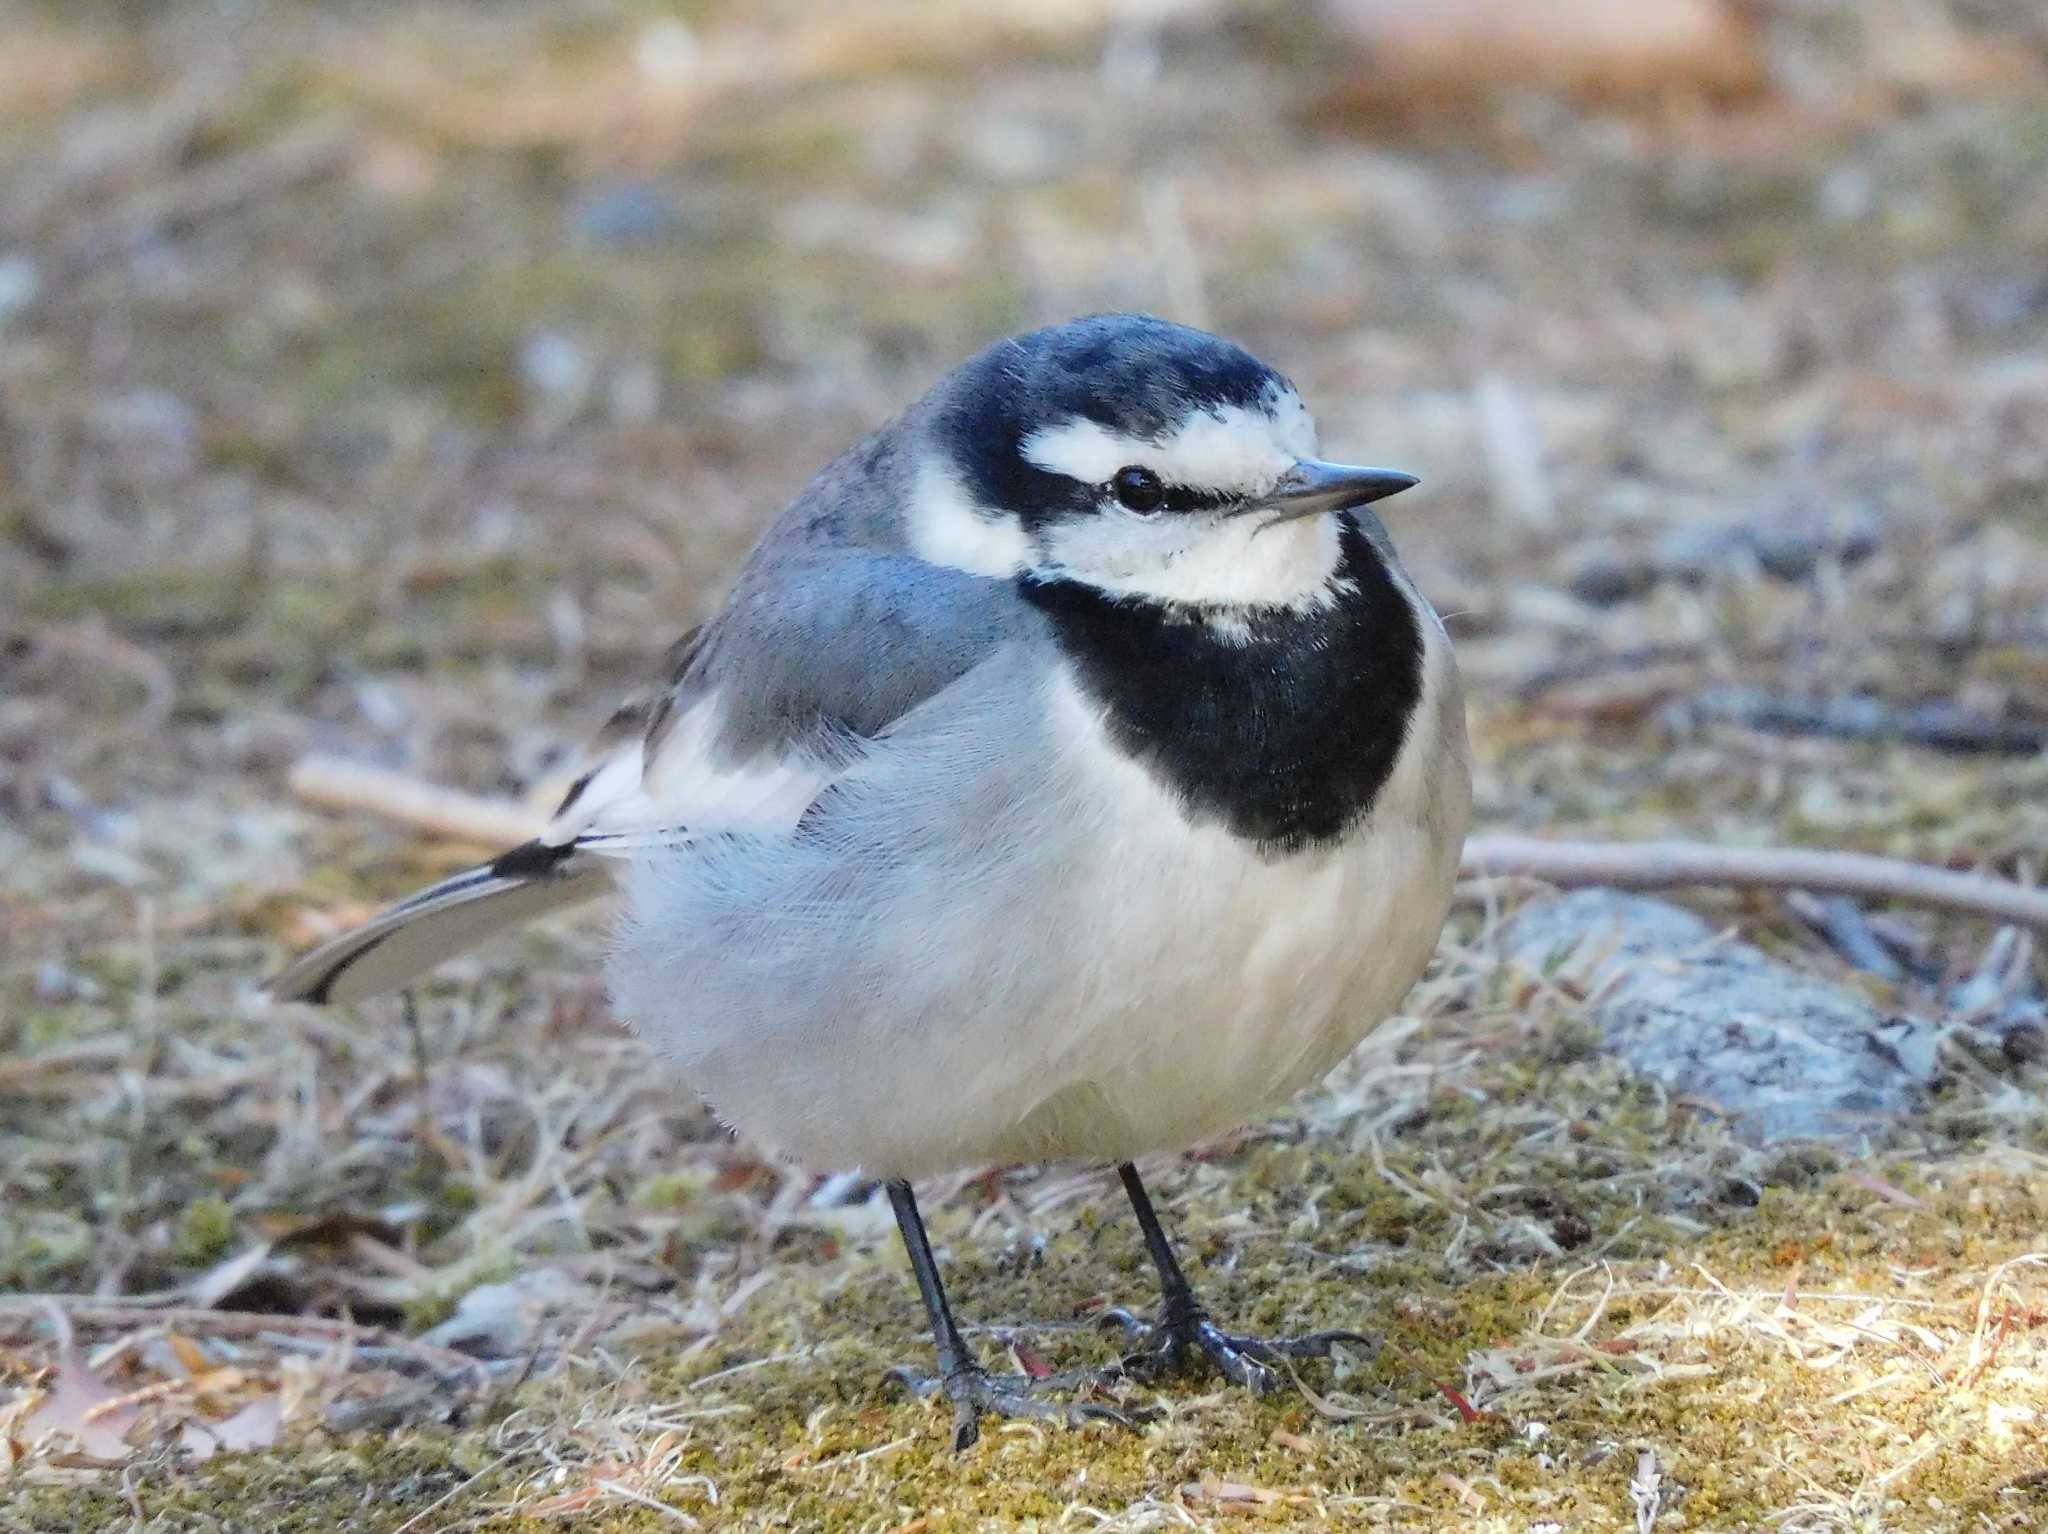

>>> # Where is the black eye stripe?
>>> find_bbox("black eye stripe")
[1155,483,1239,513]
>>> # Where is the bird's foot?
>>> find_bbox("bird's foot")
[1102,1304,1377,1395]
[884,1361,1136,1451]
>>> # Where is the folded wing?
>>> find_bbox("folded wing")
[269,550,1036,1005]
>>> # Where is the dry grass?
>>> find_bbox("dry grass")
[4,1,2047,1529]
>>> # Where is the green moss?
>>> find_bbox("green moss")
[171,1195,238,1267]
[634,1170,712,1209]
[0,1212,97,1289]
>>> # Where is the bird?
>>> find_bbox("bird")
[270,313,1472,1448]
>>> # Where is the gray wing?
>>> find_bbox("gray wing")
[551,547,1043,848]
[270,546,1042,1004]
[685,549,1040,752]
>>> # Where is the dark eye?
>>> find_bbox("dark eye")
[1110,465,1166,514]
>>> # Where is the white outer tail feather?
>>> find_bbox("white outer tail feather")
[266,847,610,1005]
[269,685,834,1006]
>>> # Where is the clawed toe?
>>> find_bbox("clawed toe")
[1241,1326,1378,1363]
[1109,1307,1376,1395]
[882,1362,1137,1450]
[1097,1306,1153,1345]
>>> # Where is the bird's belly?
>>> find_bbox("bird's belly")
[970,806,1453,1169]
[607,671,1462,1178]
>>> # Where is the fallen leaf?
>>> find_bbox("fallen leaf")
[180,1393,284,1461]
[1011,1339,1053,1380]
[1183,1476,1283,1508]
[19,1309,137,1461]
[1435,1378,1482,1422]
[165,1333,212,1377]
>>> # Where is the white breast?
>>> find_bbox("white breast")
[950,660,1464,1168]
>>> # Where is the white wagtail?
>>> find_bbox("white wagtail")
[273,313,1471,1447]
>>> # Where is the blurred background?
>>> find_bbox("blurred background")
[4,1,2047,1527]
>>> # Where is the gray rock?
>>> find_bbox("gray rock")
[1500,889,1940,1142]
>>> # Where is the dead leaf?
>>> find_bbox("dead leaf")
[18,1308,138,1461]
[180,1393,284,1462]
[1183,1475,1284,1508]
[165,1333,212,1377]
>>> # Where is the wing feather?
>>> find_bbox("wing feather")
[271,540,1039,1003]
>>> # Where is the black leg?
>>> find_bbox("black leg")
[887,1179,974,1382]
[1107,1162,1377,1394]
[884,1179,1131,1450]
[1118,1162,1203,1331]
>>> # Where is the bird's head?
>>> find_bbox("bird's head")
[905,314,1416,612]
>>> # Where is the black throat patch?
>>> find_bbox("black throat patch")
[1022,517,1426,854]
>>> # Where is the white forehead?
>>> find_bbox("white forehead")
[1019,385,1318,493]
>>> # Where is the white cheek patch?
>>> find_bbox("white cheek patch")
[1021,387,1320,498]
[1039,509,1348,615]
[904,461,1031,578]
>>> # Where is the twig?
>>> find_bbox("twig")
[1462,835,2048,933]
[284,755,2048,933]
[288,755,545,848]
[1515,641,1723,699]
[0,1040,132,1087]
[0,1302,487,1382]
[1672,687,2048,756]
[1515,627,2048,703]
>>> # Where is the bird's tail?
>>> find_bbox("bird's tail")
[266,840,609,1005]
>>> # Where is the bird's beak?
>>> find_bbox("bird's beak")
[1257,460,1418,522]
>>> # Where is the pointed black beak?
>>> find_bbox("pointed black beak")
[1260,460,1418,520]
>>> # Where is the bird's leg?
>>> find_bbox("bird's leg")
[1103,1162,1376,1394]
[882,1179,1129,1449]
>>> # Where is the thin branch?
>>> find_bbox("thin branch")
[1675,687,2048,756]
[288,755,545,848]
[0,1301,487,1381]
[1462,835,2048,932]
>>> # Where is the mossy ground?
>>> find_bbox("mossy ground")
[5,2,2048,1530]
